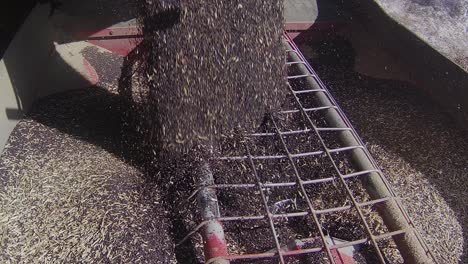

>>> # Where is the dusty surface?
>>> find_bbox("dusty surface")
[374,0,468,70]
[122,0,286,154]
[301,37,467,263]
[0,88,176,263]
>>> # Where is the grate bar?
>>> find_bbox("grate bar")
[290,150,324,158]
[244,145,286,263]
[279,105,336,114]
[217,150,325,161]
[317,127,352,132]
[248,127,351,137]
[328,145,364,153]
[217,154,286,160]
[286,61,306,66]
[292,88,325,94]
[249,129,310,137]
[342,169,380,179]
[287,74,314,80]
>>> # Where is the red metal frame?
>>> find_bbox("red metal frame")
[81,22,335,56]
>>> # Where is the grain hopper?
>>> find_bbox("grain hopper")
[2,0,464,263]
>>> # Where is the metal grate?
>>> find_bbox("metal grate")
[176,33,436,264]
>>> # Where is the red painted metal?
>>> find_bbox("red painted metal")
[203,223,229,262]
[285,22,314,31]
[87,27,142,38]
[197,162,229,264]
[332,249,356,264]
[77,26,141,40]
[82,22,344,56]
[83,26,142,56]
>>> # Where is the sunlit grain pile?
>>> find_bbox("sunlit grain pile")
[121,0,286,154]
[0,89,176,263]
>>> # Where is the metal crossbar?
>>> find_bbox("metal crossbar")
[176,33,436,264]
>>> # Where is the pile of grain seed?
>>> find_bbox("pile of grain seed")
[121,0,286,154]
[302,37,467,263]
[0,88,176,263]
